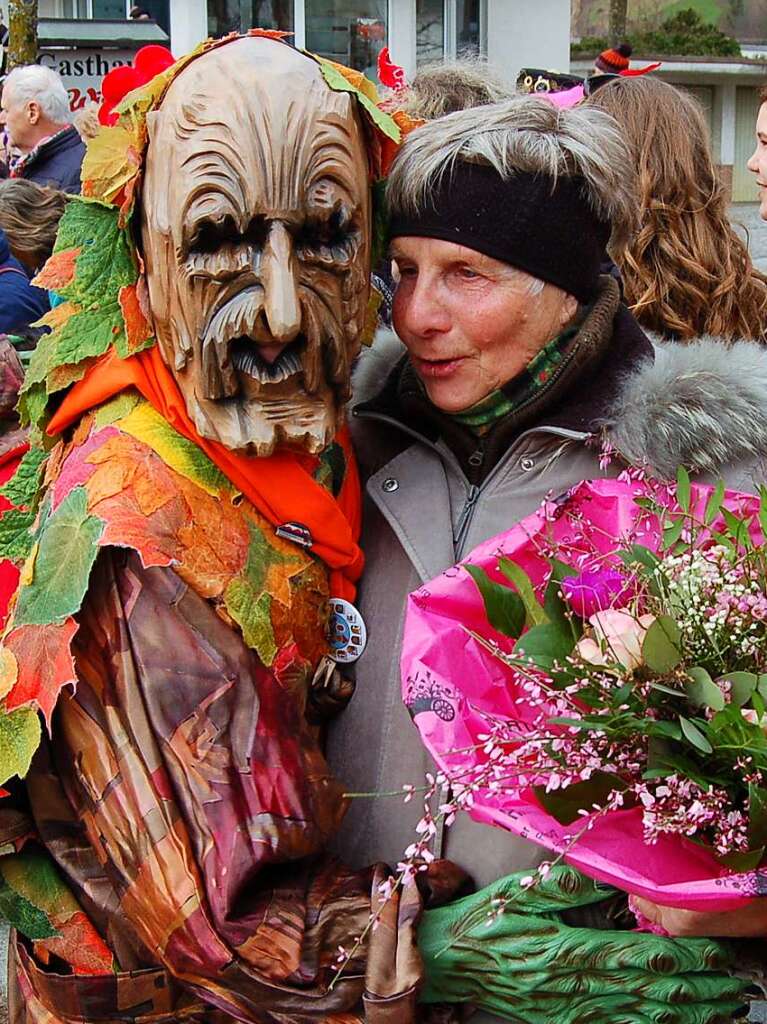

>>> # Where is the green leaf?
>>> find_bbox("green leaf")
[759,485,767,541]
[464,564,526,639]
[685,666,725,711]
[722,508,754,550]
[498,558,547,627]
[315,57,401,144]
[18,383,48,437]
[704,480,726,526]
[749,784,767,850]
[619,544,661,572]
[679,715,713,754]
[716,847,766,872]
[0,447,47,511]
[720,671,758,707]
[0,708,41,786]
[758,674,767,702]
[645,719,683,740]
[662,516,685,549]
[676,465,691,512]
[53,304,124,366]
[534,771,626,826]
[14,487,104,627]
[224,584,277,666]
[223,524,299,666]
[0,508,36,563]
[0,876,57,940]
[515,622,575,673]
[642,615,682,673]
[54,199,136,307]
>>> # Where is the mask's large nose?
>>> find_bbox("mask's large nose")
[260,221,301,347]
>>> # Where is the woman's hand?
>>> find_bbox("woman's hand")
[633,895,767,939]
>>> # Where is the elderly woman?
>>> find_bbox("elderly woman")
[328,97,767,1022]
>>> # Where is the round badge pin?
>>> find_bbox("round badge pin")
[328,598,368,664]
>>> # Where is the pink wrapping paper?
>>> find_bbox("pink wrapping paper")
[401,478,767,910]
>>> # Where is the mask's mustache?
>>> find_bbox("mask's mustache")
[199,284,351,402]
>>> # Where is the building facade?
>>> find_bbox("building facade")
[36,0,572,86]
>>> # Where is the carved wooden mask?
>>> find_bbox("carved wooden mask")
[140,37,371,455]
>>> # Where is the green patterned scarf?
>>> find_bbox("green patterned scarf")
[452,320,582,434]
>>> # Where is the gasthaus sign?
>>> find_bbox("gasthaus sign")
[37,48,133,112]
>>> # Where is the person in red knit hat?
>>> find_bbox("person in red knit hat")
[594,41,632,74]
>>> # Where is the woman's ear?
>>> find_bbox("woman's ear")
[557,293,579,330]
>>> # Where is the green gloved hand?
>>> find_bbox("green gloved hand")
[417,865,746,1024]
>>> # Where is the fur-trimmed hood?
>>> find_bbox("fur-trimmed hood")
[602,334,767,480]
[352,328,767,481]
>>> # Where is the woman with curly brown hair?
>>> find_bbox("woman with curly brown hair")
[588,75,767,343]
[0,177,66,274]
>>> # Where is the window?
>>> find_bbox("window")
[208,1,293,37]
[417,0,444,65]
[92,0,126,15]
[305,0,387,82]
[456,0,481,54]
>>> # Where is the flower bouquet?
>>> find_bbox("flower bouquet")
[401,472,767,911]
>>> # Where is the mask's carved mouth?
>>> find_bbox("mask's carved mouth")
[230,337,305,384]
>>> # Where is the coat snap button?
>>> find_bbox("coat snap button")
[520,457,535,472]
[382,477,399,493]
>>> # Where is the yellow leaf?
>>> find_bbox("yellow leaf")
[81,125,142,205]
[116,401,230,498]
[0,648,18,701]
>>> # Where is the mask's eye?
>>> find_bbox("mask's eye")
[188,214,239,254]
[186,214,269,258]
[294,206,359,268]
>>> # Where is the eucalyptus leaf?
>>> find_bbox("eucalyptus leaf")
[720,671,758,707]
[685,666,725,712]
[642,615,682,674]
[679,715,713,754]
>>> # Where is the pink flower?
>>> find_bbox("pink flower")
[576,610,656,671]
[561,569,634,619]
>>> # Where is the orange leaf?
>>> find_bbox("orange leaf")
[32,248,80,291]
[118,284,153,355]
[34,910,113,976]
[5,618,79,729]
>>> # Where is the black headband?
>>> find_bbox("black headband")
[389,163,612,303]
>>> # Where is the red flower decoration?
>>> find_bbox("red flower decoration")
[98,44,175,126]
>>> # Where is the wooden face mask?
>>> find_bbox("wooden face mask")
[140,37,371,455]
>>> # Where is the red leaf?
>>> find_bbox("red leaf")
[5,619,79,730]
[118,284,153,355]
[33,248,80,291]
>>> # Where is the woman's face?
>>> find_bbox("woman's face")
[391,237,578,413]
[747,102,767,221]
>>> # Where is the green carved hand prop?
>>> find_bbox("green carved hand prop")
[418,866,746,1024]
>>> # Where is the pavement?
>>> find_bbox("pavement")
[0,204,765,1024]
[732,201,767,273]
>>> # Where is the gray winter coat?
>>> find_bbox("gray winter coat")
[326,293,767,1018]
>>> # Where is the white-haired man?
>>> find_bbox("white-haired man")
[0,64,84,193]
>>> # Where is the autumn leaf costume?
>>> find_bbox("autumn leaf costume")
[0,33,425,1024]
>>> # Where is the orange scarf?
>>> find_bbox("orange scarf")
[47,345,363,601]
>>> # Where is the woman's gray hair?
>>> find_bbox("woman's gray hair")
[387,96,637,248]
